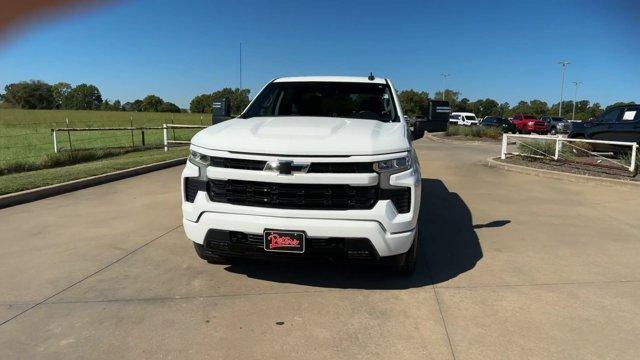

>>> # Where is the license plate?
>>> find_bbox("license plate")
[264,230,305,253]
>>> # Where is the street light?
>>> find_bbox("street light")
[571,81,582,121]
[440,73,450,100]
[557,60,571,116]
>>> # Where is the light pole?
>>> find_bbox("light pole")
[557,60,570,116]
[571,81,582,121]
[440,73,450,100]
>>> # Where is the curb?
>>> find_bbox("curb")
[0,157,187,209]
[425,132,500,145]
[487,157,640,187]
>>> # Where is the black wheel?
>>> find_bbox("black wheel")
[193,242,229,264]
[550,127,557,135]
[391,229,418,276]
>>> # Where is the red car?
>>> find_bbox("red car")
[511,114,549,134]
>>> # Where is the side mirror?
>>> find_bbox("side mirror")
[212,97,231,124]
[411,122,425,141]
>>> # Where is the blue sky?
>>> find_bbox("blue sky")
[1,0,638,108]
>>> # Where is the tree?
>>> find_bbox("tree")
[100,99,112,111]
[190,94,214,113]
[3,80,55,109]
[432,89,460,109]
[159,101,181,113]
[498,102,510,117]
[529,99,549,116]
[398,90,428,116]
[51,82,72,109]
[585,102,602,120]
[63,84,103,110]
[455,98,471,112]
[211,88,251,115]
[140,95,164,112]
[549,101,573,117]
[131,99,143,112]
[510,101,532,116]
[190,88,251,114]
[113,99,122,111]
[605,101,636,111]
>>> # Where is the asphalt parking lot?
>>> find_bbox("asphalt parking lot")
[1,137,639,359]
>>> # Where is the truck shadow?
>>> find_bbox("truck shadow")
[223,178,504,289]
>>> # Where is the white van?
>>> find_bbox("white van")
[450,112,479,126]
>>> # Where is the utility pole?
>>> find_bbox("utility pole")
[571,81,582,121]
[239,42,242,90]
[440,73,450,101]
[557,60,570,116]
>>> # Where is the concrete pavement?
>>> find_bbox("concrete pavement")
[0,137,639,359]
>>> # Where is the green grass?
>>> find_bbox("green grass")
[445,124,503,139]
[0,147,187,195]
[0,109,207,168]
[517,140,593,159]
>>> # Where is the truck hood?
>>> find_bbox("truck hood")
[191,117,410,156]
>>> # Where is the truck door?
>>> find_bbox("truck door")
[616,106,640,143]
[588,107,623,141]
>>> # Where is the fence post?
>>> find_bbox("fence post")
[66,117,73,150]
[141,129,146,148]
[554,137,561,160]
[130,115,135,148]
[163,124,168,152]
[631,144,638,173]
[501,134,508,159]
[171,117,176,140]
[52,129,58,153]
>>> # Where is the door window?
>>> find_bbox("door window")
[599,108,622,123]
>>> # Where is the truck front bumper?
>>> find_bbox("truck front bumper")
[181,158,421,259]
[184,213,415,258]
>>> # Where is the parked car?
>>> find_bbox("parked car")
[511,114,549,134]
[182,76,422,275]
[540,116,571,135]
[569,104,640,153]
[480,116,517,133]
[450,112,479,126]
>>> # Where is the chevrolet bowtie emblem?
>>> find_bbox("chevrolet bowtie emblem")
[264,160,310,175]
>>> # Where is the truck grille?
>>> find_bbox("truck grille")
[204,230,378,258]
[210,157,265,170]
[208,180,378,210]
[208,157,374,173]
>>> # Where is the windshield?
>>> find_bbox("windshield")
[524,115,537,119]
[551,117,565,122]
[242,81,398,122]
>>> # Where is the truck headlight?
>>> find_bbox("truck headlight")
[374,153,412,173]
[189,149,210,166]
[528,121,535,126]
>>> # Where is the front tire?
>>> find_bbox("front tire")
[391,229,418,276]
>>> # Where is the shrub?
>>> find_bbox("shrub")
[517,139,595,159]
[445,125,503,139]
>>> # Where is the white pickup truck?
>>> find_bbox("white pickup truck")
[181,76,422,274]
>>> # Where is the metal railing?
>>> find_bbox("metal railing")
[51,126,166,153]
[500,133,638,173]
[162,124,208,151]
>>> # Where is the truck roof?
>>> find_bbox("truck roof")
[274,76,387,84]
